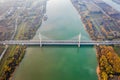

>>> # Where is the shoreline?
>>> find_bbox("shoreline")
[73,4,100,80]
[72,3,100,80]
[70,0,120,80]
[9,64,21,80]
[71,0,100,79]
[96,66,100,80]
[8,21,43,80]
[0,0,48,79]
[95,47,100,80]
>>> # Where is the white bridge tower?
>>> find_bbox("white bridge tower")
[78,33,81,47]
[39,33,42,47]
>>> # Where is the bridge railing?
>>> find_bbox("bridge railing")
[0,40,120,45]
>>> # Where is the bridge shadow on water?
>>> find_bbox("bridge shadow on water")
[27,45,95,54]
[28,45,94,48]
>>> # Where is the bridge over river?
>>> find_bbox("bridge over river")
[0,40,120,47]
[0,34,120,47]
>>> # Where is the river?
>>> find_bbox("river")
[13,0,97,80]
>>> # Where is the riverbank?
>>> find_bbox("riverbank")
[0,0,47,80]
[13,0,97,80]
[96,66,100,80]
[0,46,26,80]
[71,0,120,80]
[96,46,120,80]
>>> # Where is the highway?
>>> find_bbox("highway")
[0,18,18,61]
[0,45,8,61]
[0,17,18,62]
[0,40,120,46]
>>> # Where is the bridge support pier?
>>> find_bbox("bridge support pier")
[39,33,42,47]
[78,33,81,47]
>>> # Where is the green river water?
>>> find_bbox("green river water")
[14,0,97,80]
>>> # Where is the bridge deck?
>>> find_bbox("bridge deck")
[0,40,120,46]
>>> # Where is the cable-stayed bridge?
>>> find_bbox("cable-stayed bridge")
[0,40,120,46]
[0,33,120,47]
[0,33,120,61]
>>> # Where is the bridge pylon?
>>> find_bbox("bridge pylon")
[39,33,42,47]
[78,33,81,47]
